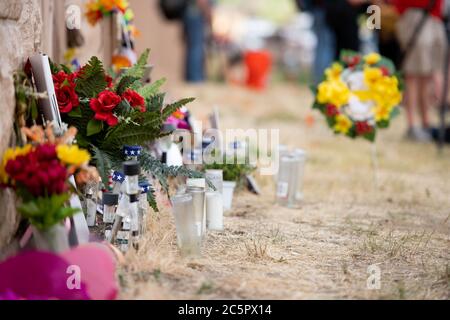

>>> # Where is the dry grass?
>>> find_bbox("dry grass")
[119,83,450,300]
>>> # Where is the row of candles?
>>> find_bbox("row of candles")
[84,144,227,255]
[89,143,306,255]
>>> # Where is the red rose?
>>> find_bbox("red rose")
[122,89,146,112]
[56,86,79,113]
[53,71,79,113]
[355,121,373,135]
[325,104,339,117]
[89,90,121,126]
[105,75,113,88]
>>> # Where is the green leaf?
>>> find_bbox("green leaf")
[91,145,112,187]
[120,49,150,80]
[60,64,73,74]
[161,97,195,121]
[87,119,103,136]
[75,56,107,98]
[137,78,166,99]
[68,107,82,118]
[18,194,79,230]
[115,76,140,95]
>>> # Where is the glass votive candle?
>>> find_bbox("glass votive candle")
[187,186,206,239]
[205,169,223,194]
[171,193,201,256]
[187,178,206,189]
[111,171,125,193]
[276,155,299,208]
[292,149,307,202]
[103,192,119,224]
[206,191,223,231]
[123,160,141,195]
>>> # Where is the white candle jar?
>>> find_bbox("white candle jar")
[205,169,223,194]
[206,191,223,231]
[187,186,206,239]
[276,155,299,208]
[171,193,201,256]
[292,149,307,203]
[123,160,141,195]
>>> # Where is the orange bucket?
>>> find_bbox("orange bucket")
[244,50,272,90]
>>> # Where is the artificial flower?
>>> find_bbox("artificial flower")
[325,63,343,81]
[4,144,68,197]
[56,145,91,167]
[52,71,79,113]
[55,86,79,113]
[364,53,381,65]
[363,67,383,87]
[355,121,373,135]
[105,74,113,88]
[0,145,33,184]
[99,0,116,12]
[373,104,392,122]
[317,79,350,107]
[122,89,145,112]
[115,0,129,13]
[89,90,121,126]
[325,104,339,117]
[333,114,352,134]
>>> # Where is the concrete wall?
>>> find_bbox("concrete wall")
[0,0,42,252]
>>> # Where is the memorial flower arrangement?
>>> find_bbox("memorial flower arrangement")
[0,126,91,231]
[312,51,403,142]
[85,0,139,37]
[50,49,203,210]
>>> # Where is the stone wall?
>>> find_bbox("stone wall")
[0,0,42,252]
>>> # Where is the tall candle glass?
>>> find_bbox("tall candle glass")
[276,155,299,208]
[171,193,201,256]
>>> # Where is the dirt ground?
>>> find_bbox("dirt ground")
[119,83,450,300]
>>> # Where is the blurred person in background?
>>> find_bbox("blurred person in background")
[183,0,213,82]
[394,0,446,141]
[324,0,368,58]
[296,0,335,85]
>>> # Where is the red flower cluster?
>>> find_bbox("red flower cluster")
[325,104,339,117]
[89,89,146,127]
[5,144,68,197]
[90,90,122,126]
[344,55,361,68]
[53,71,79,113]
[355,121,373,135]
[122,89,146,112]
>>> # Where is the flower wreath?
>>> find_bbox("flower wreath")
[312,51,403,142]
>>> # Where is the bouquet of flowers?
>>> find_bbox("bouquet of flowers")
[50,50,203,210]
[312,51,403,142]
[0,126,91,231]
[86,0,137,34]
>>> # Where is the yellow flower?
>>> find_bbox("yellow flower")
[364,67,383,88]
[334,114,352,134]
[56,145,91,167]
[100,0,116,11]
[115,0,129,12]
[317,79,350,107]
[364,53,381,65]
[0,145,33,184]
[373,105,392,122]
[325,63,343,81]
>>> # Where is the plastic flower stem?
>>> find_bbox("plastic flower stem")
[371,141,379,189]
